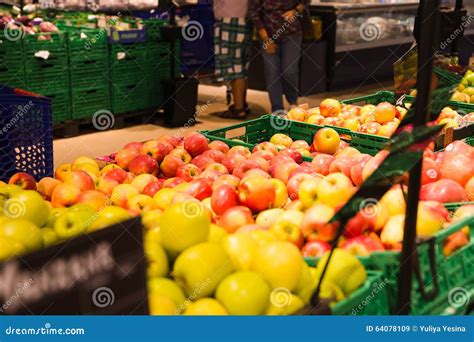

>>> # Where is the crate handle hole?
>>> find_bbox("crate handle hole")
[225,127,246,140]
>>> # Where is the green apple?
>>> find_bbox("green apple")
[87,206,131,232]
[252,241,303,291]
[0,184,22,212]
[216,271,271,315]
[54,210,91,240]
[142,210,162,230]
[0,236,26,261]
[315,248,367,296]
[45,208,67,228]
[265,293,305,315]
[144,232,169,278]
[222,233,257,271]
[147,277,187,311]
[183,298,228,315]
[4,190,49,227]
[0,218,43,253]
[294,263,318,304]
[41,227,58,248]
[208,224,228,243]
[160,202,210,253]
[173,242,234,299]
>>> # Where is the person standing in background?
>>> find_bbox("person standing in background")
[213,0,252,119]
[249,0,310,113]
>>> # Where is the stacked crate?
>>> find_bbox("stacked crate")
[0,32,27,89]
[66,26,111,120]
[22,32,71,122]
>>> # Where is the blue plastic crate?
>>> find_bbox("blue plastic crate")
[0,86,54,182]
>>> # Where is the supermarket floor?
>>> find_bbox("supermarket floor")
[54,82,391,166]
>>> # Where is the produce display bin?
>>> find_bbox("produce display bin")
[45,90,72,122]
[0,87,53,182]
[201,115,388,156]
[111,80,149,114]
[109,44,148,84]
[71,86,110,120]
[305,215,474,315]
[331,271,390,315]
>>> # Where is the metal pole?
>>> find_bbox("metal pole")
[397,0,440,315]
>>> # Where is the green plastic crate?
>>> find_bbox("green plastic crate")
[109,44,148,84]
[305,215,474,315]
[71,86,110,120]
[144,19,167,42]
[331,271,390,315]
[111,80,149,114]
[43,90,71,123]
[0,33,27,88]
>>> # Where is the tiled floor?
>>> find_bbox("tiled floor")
[53,82,391,166]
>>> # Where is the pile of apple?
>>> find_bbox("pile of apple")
[434,107,474,132]
[287,99,407,138]
[452,69,474,104]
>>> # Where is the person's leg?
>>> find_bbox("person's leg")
[262,47,285,112]
[281,35,302,106]
[231,77,246,110]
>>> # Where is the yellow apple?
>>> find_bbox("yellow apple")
[208,224,228,243]
[270,178,289,208]
[316,173,354,208]
[183,298,228,315]
[152,188,177,211]
[256,208,285,227]
[266,292,305,315]
[148,277,186,312]
[222,234,257,271]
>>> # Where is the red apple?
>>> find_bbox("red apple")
[158,135,182,147]
[208,140,229,154]
[143,181,162,197]
[191,155,215,170]
[421,158,441,185]
[343,211,375,238]
[350,156,371,186]
[169,148,192,164]
[160,155,185,178]
[287,173,314,200]
[320,98,342,117]
[8,172,37,190]
[131,174,158,193]
[440,154,473,187]
[362,150,389,181]
[278,148,303,164]
[51,183,81,208]
[96,176,119,196]
[341,235,385,256]
[233,160,261,179]
[227,146,251,158]
[420,179,467,203]
[37,177,61,200]
[290,140,310,150]
[249,157,270,172]
[212,175,240,191]
[218,206,255,233]
[205,163,229,175]
[311,153,335,176]
[444,140,474,160]
[129,155,158,175]
[123,141,143,152]
[63,170,95,192]
[198,170,221,182]
[76,190,109,211]
[271,161,299,184]
[238,175,276,213]
[176,164,201,182]
[141,140,167,162]
[185,178,213,201]
[301,240,331,258]
[329,156,356,177]
[202,149,225,163]
[253,142,279,155]
[211,184,239,215]
[466,177,474,201]
[183,132,209,157]
[222,153,246,173]
[289,165,313,179]
[251,150,275,162]
[115,148,140,170]
[301,203,337,242]
[242,169,271,180]
[104,168,128,184]
[162,177,185,188]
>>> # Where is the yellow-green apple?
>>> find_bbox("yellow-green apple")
[310,153,335,176]
[208,140,229,154]
[54,163,72,182]
[380,185,406,216]
[63,170,95,192]
[147,289,181,315]
[160,155,185,178]
[307,114,324,125]
[227,146,251,158]
[145,238,168,278]
[416,201,449,237]
[76,190,109,211]
[466,177,474,201]
[439,118,459,132]
[272,161,299,184]
[218,206,254,233]
[216,271,271,315]
[208,224,228,243]
[253,142,279,155]
[0,218,43,252]
[221,154,246,173]
[51,183,81,208]
[115,148,140,170]
[142,209,162,231]
[252,241,303,291]
[160,202,210,253]
[381,214,404,246]
[301,240,331,257]
[270,218,304,248]
[373,102,396,124]
[420,179,467,203]
[3,190,49,227]
[152,188,177,210]
[37,177,61,200]
[319,99,342,117]
[342,118,360,131]
[54,209,93,239]
[127,194,153,215]
[290,140,310,150]
[191,155,214,171]
[270,133,293,148]
[270,178,288,208]
[341,234,385,256]
[285,199,304,212]
[313,128,340,155]
[131,174,158,193]
[296,148,311,157]
[96,176,119,196]
[377,124,396,137]
[212,175,240,191]
[129,155,158,176]
[72,156,98,170]
[255,208,285,227]
[8,172,37,190]
[238,175,276,213]
[143,181,162,197]
[287,107,308,121]
[222,234,257,271]
[362,150,389,181]
[73,163,100,178]
[211,184,239,215]
[184,132,209,157]
[439,154,473,187]
[88,206,131,232]
[110,184,140,208]
[45,208,66,228]
[41,227,58,248]
[122,141,143,152]
[204,163,228,175]
[287,173,313,200]
[183,298,228,315]
[169,148,192,163]
[301,203,336,241]
[202,149,225,163]
[316,173,354,208]
[173,242,233,298]
[232,160,260,179]
[299,177,324,208]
